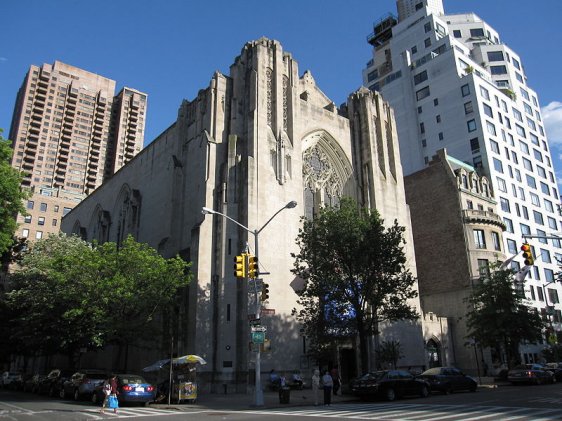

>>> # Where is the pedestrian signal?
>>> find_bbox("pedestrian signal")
[234,254,246,278]
[247,255,259,278]
[521,243,534,266]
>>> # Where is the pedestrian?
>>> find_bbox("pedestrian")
[100,377,112,414]
[321,370,333,406]
[330,365,341,396]
[311,369,320,406]
[101,374,119,414]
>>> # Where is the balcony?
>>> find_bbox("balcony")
[463,209,506,230]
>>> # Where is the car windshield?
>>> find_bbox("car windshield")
[358,371,386,381]
[421,368,441,375]
[119,375,147,385]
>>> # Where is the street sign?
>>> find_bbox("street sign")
[251,331,265,344]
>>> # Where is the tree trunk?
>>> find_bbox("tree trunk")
[357,317,369,374]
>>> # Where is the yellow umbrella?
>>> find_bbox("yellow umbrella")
[173,355,207,365]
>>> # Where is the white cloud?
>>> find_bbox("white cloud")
[542,101,562,145]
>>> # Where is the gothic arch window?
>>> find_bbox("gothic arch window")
[88,205,111,244]
[71,221,87,241]
[302,130,353,220]
[114,185,142,245]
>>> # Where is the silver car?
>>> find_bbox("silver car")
[61,370,108,401]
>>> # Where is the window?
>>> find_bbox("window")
[414,70,428,85]
[526,174,536,189]
[420,122,425,134]
[474,230,486,249]
[500,197,510,213]
[513,57,521,70]
[424,38,432,47]
[24,215,32,223]
[27,200,34,210]
[491,65,507,75]
[480,86,490,100]
[520,223,530,235]
[411,45,418,55]
[490,139,499,153]
[548,217,558,230]
[453,29,461,38]
[537,287,545,301]
[541,249,552,264]
[52,218,58,227]
[519,141,529,154]
[530,192,540,206]
[486,121,496,136]
[529,286,536,301]
[513,108,523,122]
[467,119,477,132]
[522,206,529,220]
[436,115,441,123]
[507,239,517,254]
[516,124,526,137]
[492,232,501,251]
[36,231,43,239]
[54,205,59,212]
[496,177,507,192]
[547,288,559,304]
[416,86,430,101]
[461,84,471,97]
[522,157,533,171]
[537,229,547,244]
[38,217,45,226]
[63,207,72,216]
[533,211,544,225]
[483,103,493,117]
[493,158,503,173]
[464,101,473,114]
[540,182,550,196]
[504,218,514,233]
[40,202,47,212]
[438,132,444,141]
[533,149,543,162]
[433,98,439,106]
[478,259,490,277]
[470,28,485,37]
[544,199,554,213]
[487,51,504,61]
[466,138,479,154]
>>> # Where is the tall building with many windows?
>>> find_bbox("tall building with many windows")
[363,0,561,364]
[8,61,147,241]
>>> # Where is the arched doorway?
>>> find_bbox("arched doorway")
[426,338,442,368]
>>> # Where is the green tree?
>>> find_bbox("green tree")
[6,234,191,368]
[376,340,404,369]
[0,129,29,254]
[291,198,419,372]
[466,266,545,369]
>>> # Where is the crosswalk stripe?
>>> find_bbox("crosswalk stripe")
[241,403,562,421]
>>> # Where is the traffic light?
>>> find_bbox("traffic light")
[261,282,270,301]
[247,255,259,278]
[521,243,534,266]
[234,254,246,278]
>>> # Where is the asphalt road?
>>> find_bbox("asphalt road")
[1,383,562,420]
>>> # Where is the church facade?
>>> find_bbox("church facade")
[61,38,436,391]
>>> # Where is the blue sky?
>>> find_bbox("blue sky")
[2,0,562,180]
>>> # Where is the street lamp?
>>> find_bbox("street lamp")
[201,200,297,406]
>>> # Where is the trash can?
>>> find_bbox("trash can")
[279,387,290,404]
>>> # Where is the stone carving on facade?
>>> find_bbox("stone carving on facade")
[266,68,273,127]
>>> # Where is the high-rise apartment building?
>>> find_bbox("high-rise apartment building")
[8,61,147,241]
[364,0,561,364]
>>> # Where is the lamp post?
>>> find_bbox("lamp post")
[202,200,297,406]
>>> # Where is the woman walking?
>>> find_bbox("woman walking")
[311,369,321,406]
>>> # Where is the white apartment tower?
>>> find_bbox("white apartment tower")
[364,0,561,363]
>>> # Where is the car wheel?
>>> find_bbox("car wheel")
[420,385,429,398]
[59,388,66,399]
[74,389,80,401]
[92,393,100,404]
[385,387,396,401]
[443,384,452,395]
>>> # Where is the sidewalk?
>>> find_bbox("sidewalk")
[149,377,508,412]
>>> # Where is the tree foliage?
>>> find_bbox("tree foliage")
[466,266,545,368]
[0,129,29,254]
[291,198,419,372]
[5,234,191,366]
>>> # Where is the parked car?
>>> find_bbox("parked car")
[507,364,554,385]
[61,370,108,400]
[23,374,46,393]
[350,370,430,401]
[37,369,74,397]
[92,374,155,406]
[544,363,562,382]
[1,372,22,389]
[417,367,477,394]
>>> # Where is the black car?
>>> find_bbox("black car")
[37,369,74,397]
[544,363,562,382]
[61,370,108,400]
[417,367,477,394]
[350,370,430,401]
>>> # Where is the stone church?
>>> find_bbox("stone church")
[61,38,439,391]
